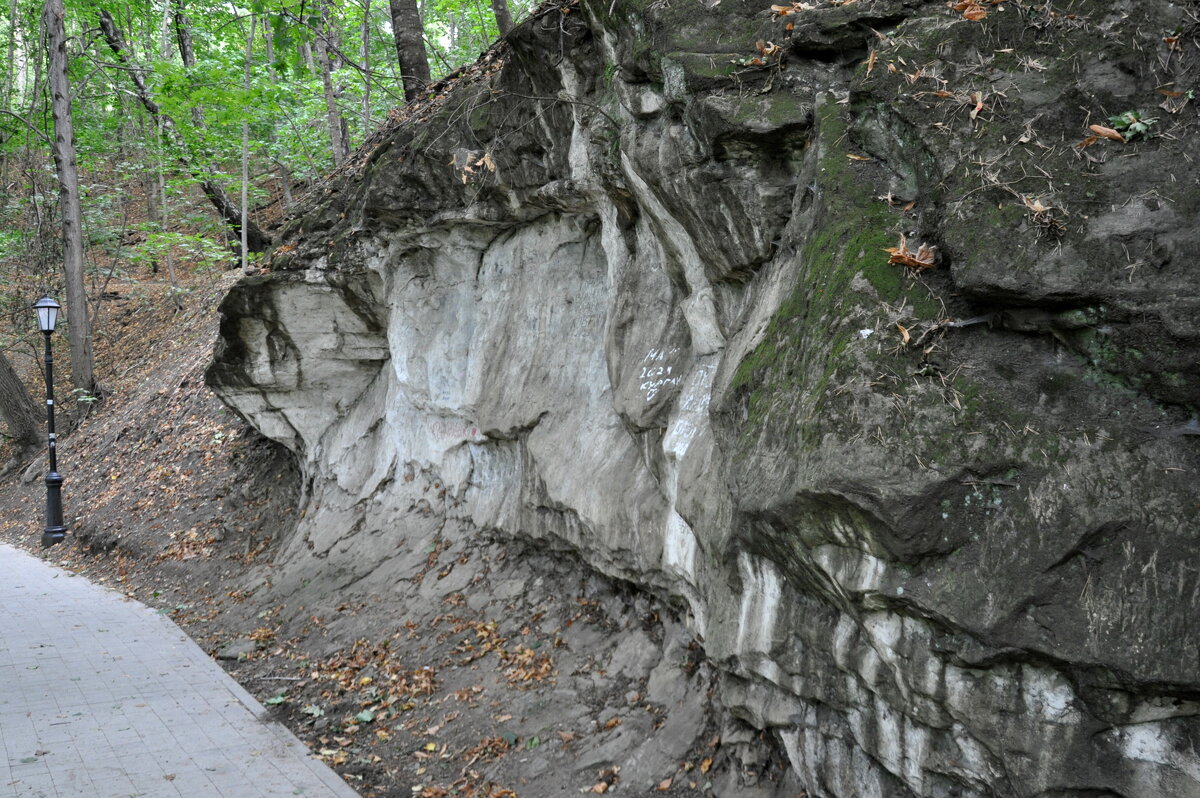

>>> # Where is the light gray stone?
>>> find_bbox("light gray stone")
[607,629,660,680]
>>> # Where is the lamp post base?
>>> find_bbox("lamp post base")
[43,471,66,548]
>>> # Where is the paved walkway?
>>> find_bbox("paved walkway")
[0,544,361,798]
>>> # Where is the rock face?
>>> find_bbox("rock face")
[207,1,1200,795]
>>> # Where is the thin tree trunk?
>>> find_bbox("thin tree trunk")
[157,119,180,304]
[157,2,180,305]
[27,16,40,120]
[139,110,159,270]
[44,0,96,396]
[1,0,18,183]
[97,9,271,252]
[314,4,348,165]
[490,0,513,37]
[0,351,42,450]
[4,0,17,108]
[172,0,205,129]
[277,160,294,209]
[299,40,314,73]
[470,0,489,52]
[263,22,293,211]
[387,0,430,103]
[240,15,255,274]
[360,0,371,130]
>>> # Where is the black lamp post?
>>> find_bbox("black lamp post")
[33,296,66,548]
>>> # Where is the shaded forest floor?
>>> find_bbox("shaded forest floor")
[0,265,794,797]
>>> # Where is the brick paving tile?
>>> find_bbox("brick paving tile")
[0,544,361,798]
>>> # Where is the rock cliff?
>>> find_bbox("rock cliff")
[207,0,1200,795]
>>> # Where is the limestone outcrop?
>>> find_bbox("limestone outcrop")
[207,0,1200,794]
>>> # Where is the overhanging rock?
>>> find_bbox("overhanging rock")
[208,1,1200,794]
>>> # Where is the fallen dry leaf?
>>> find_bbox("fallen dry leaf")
[846,153,873,161]
[770,1,814,15]
[700,757,714,774]
[884,233,937,270]
[897,323,911,346]
[968,91,984,120]
[948,0,989,20]
[657,778,672,791]
[1089,124,1125,142]
[1022,196,1049,214]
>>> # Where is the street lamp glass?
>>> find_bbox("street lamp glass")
[33,296,60,333]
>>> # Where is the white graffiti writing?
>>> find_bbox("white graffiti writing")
[664,364,716,457]
[643,347,681,363]
[640,346,685,401]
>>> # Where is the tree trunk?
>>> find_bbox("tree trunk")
[388,0,430,103]
[173,0,196,65]
[157,119,180,303]
[263,22,293,211]
[97,9,271,252]
[3,0,16,106]
[360,0,371,130]
[2,0,20,183]
[139,110,160,271]
[314,4,348,165]
[172,0,205,129]
[157,1,181,304]
[0,351,42,450]
[44,0,97,396]
[490,0,514,37]
[299,40,315,73]
[240,15,255,273]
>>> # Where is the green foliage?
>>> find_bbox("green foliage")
[70,387,99,405]
[0,0,532,348]
[1107,110,1158,141]
[131,231,232,274]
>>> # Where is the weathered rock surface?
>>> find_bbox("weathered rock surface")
[208,0,1200,795]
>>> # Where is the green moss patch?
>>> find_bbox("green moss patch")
[731,102,941,437]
